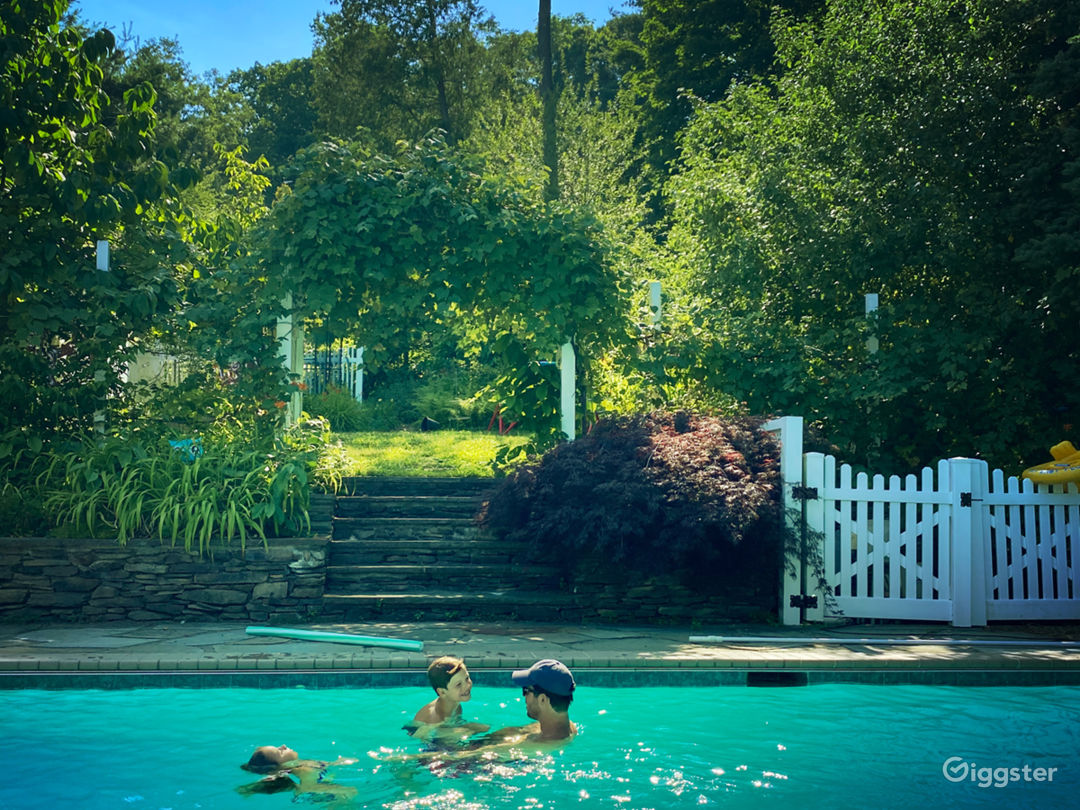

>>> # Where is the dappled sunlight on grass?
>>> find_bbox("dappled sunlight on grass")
[335,430,531,477]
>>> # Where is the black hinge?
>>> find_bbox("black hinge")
[792,485,819,501]
[959,492,982,507]
[790,594,819,609]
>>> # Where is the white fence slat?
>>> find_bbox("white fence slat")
[1037,497,1054,599]
[936,460,952,602]
[1021,491,1039,600]
[855,472,870,597]
[1069,499,1080,600]
[904,481,918,601]
[988,469,1009,601]
[803,452,827,622]
[871,475,887,598]
[838,460,853,599]
[886,478,901,599]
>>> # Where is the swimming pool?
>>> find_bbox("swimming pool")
[3,684,1077,809]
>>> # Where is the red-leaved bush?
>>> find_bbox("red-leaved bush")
[481,412,785,589]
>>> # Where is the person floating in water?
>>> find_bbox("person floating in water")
[237,744,357,803]
[407,655,490,743]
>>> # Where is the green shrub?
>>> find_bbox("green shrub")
[11,417,346,549]
[305,387,367,432]
[481,412,785,590]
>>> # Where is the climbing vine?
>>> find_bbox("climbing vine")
[255,135,630,439]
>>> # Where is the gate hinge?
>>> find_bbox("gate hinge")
[959,492,983,507]
[790,594,819,609]
[792,486,819,501]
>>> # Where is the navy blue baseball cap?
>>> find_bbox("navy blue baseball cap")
[511,659,576,696]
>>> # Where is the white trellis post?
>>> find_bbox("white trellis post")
[560,342,576,441]
[93,240,110,433]
[347,346,365,402]
[865,293,879,354]
[649,281,662,328]
[277,293,303,426]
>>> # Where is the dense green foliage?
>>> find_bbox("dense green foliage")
[11,416,344,549]
[0,2,188,446]
[659,0,1080,471]
[256,135,629,441]
[4,0,1079,523]
[481,412,784,587]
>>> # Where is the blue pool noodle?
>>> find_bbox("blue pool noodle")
[246,626,424,652]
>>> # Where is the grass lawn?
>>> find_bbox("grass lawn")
[334,430,532,477]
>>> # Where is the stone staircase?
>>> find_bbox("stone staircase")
[321,477,581,622]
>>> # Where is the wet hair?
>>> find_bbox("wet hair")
[427,656,465,693]
[242,748,291,775]
[533,684,573,713]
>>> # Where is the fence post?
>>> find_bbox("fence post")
[277,293,303,426]
[763,416,806,625]
[559,342,576,441]
[947,457,989,627]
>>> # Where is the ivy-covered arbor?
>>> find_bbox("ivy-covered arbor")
[254,136,630,440]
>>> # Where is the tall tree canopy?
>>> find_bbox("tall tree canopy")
[662,0,1080,471]
[312,0,495,147]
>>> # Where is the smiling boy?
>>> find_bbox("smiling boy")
[409,655,489,741]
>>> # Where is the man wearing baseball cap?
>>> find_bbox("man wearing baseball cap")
[509,658,576,741]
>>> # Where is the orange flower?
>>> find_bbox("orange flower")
[274,400,286,409]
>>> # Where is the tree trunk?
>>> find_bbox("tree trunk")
[538,0,558,202]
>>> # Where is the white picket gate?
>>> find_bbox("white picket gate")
[766,417,1080,626]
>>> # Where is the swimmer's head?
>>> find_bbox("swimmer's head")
[427,656,467,695]
[513,659,575,713]
[242,744,298,773]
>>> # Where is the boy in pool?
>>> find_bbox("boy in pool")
[408,655,490,742]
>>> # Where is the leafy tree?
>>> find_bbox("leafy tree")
[663,0,1079,472]
[0,1,189,448]
[623,0,824,216]
[311,0,494,147]
[254,135,630,441]
[539,0,558,201]
[225,58,320,168]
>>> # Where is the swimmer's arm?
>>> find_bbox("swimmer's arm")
[404,721,438,741]
[404,721,490,742]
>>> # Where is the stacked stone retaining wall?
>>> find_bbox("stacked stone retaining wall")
[0,536,328,623]
[567,554,776,625]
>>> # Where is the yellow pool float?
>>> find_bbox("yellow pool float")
[1022,441,1080,485]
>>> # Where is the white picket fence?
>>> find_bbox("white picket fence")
[765,417,1080,626]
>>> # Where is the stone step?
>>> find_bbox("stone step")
[324,563,563,592]
[320,590,582,622]
[328,538,521,565]
[335,495,481,519]
[341,476,496,498]
[331,516,482,542]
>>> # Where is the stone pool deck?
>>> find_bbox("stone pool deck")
[3,620,1080,687]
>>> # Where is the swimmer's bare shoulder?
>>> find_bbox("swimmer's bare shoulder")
[413,698,444,725]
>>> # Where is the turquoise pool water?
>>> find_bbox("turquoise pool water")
[2,684,1077,809]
